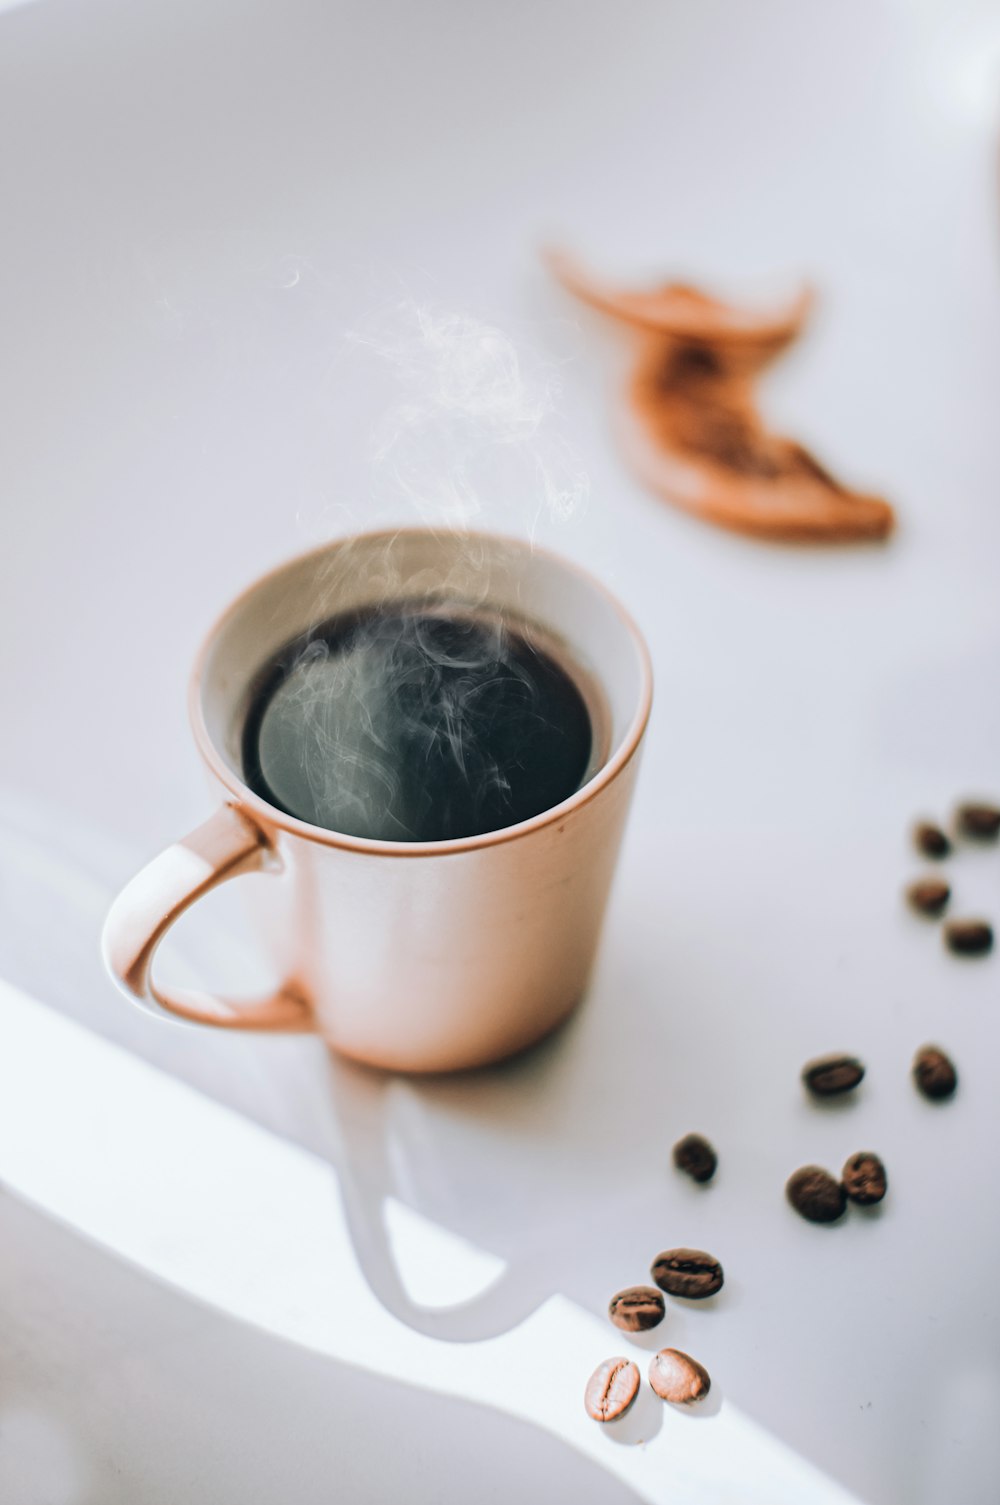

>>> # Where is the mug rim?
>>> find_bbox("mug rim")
[189,527,653,858]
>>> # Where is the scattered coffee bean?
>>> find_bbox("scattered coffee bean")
[584,1357,640,1422]
[913,821,950,859]
[944,919,993,956]
[956,801,1000,841]
[841,1151,887,1206]
[608,1286,666,1332]
[913,1044,958,1101]
[786,1165,847,1223]
[906,877,950,917]
[672,1132,717,1184]
[801,1053,865,1097]
[648,1348,711,1405]
[651,1248,724,1300]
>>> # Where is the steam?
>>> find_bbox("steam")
[350,301,588,533]
[242,299,595,842]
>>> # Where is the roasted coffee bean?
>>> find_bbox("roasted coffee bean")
[956,801,1000,841]
[913,1044,958,1101]
[651,1248,724,1299]
[672,1132,717,1184]
[648,1348,711,1405]
[841,1151,887,1206]
[608,1286,666,1333]
[906,877,950,917]
[584,1357,640,1422]
[944,919,993,956]
[786,1165,847,1223]
[913,821,950,859]
[801,1053,865,1097]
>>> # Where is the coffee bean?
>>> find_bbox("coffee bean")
[841,1151,887,1206]
[801,1053,865,1097]
[913,821,950,859]
[672,1133,717,1184]
[648,1348,711,1405]
[651,1248,724,1299]
[944,919,993,956]
[913,1044,958,1101]
[906,877,950,917]
[584,1357,640,1422]
[956,801,1000,841]
[786,1165,847,1223]
[608,1286,665,1332]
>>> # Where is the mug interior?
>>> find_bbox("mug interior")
[196,531,651,843]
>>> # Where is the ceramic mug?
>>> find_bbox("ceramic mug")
[102,529,652,1072]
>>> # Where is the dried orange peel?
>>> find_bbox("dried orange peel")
[544,247,813,351]
[547,249,894,543]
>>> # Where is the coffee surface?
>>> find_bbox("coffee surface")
[242,605,593,842]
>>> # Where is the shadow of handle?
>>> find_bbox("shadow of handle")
[339,1182,551,1342]
[328,1057,551,1343]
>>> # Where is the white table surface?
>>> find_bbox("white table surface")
[2,1,999,1501]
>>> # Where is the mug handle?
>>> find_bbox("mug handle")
[101,803,313,1031]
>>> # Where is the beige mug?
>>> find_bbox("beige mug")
[102,529,652,1072]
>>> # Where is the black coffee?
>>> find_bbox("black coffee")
[242,604,594,842]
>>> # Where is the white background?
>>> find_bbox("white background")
[1,1,999,1501]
